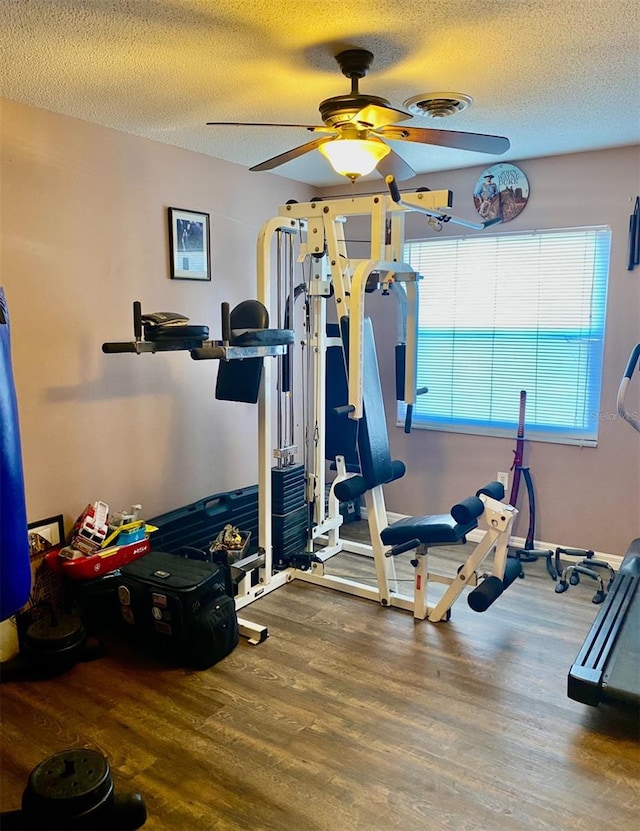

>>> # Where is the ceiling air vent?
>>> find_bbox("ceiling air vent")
[403,92,473,118]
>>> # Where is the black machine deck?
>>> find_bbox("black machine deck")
[568,538,640,706]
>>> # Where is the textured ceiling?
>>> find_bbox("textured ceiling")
[1,0,639,187]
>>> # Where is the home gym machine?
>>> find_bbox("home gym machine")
[250,178,520,623]
[102,180,521,635]
[568,342,640,706]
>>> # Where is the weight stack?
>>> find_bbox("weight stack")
[271,465,308,569]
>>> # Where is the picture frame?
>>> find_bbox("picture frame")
[168,207,211,281]
[28,514,65,557]
[25,514,66,612]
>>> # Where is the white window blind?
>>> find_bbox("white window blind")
[403,226,611,445]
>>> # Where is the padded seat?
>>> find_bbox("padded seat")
[231,328,294,347]
[380,513,478,547]
[145,324,209,341]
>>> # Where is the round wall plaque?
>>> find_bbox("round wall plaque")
[473,163,529,223]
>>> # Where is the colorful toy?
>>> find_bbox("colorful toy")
[47,502,156,581]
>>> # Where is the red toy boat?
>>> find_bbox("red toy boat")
[45,537,151,581]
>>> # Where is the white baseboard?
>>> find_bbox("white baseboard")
[365,508,624,571]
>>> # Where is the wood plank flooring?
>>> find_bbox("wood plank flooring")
[1,527,639,830]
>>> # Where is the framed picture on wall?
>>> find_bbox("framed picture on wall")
[168,207,211,281]
[28,514,65,557]
[24,514,66,613]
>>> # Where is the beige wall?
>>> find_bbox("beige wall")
[2,96,638,556]
[321,146,640,554]
[1,98,313,531]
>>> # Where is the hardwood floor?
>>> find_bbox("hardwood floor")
[1,530,638,830]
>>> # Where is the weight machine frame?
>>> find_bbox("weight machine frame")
[248,184,515,627]
[102,183,513,638]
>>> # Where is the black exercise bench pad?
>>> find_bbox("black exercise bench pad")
[381,513,478,546]
[380,491,488,547]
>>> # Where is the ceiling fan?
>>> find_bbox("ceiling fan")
[207,49,510,182]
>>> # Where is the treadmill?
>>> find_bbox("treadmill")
[568,344,640,706]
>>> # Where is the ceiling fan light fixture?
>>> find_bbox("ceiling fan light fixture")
[403,92,473,118]
[319,138,391,181]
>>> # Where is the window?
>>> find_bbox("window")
[403,227,611,445]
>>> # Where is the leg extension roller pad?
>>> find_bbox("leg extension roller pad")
[468,557,521,612]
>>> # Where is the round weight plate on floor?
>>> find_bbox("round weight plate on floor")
[25,613,85,653]
[23,749,113,819]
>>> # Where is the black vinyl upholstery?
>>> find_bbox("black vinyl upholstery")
[381,513,478,546]
[215,300,268,404]
[330,318,406,502]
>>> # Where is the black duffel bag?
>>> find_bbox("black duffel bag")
[116,551,239,669]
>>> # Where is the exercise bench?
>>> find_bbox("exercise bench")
[380,482,521,621]
[324,317,521,622]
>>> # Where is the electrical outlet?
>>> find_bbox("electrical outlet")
[497,471,509,489]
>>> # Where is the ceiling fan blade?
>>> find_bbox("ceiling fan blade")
[249,135,336,172]
[207,121,320,129]
[376,148,415,181]
[379,125,510,154]
[351,103,410,130]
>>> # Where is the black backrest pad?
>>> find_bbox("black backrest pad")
[325,323,360,470]
[339,317,402,490]
[215,300,268,404]
[230,299,269,331]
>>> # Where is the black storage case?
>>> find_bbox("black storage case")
[117,551,238,669]
[149,487,259,561]
[148,487,260,595]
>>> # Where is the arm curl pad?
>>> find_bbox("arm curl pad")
[476,481,505,501]
[451,496,484,524]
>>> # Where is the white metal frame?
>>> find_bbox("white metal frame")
[234,189,517,635]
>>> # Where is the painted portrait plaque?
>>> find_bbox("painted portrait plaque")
[473,163,530,223]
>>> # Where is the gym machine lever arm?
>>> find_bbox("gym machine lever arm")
[385,538,422,558]
[402,388,428,434]
[385,176,502,230]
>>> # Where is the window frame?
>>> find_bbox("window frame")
[400,225,612,447]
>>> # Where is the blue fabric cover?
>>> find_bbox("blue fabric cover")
[0,287,32,620]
